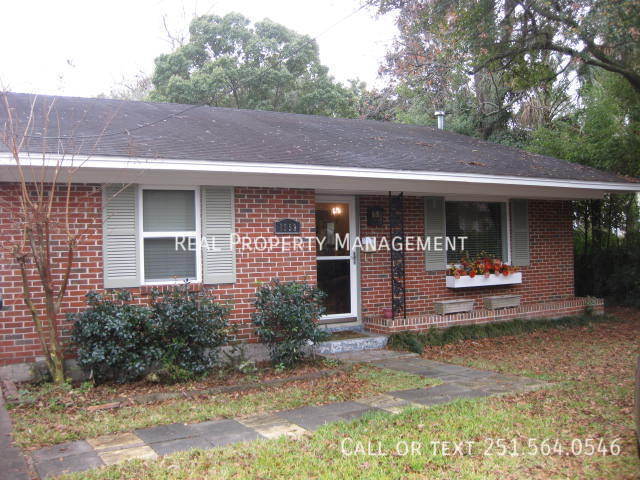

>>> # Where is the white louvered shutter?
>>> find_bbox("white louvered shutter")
[424,196,447,271]
[103,184,140,288]
[510,199,530,267]
[201,186,236,284]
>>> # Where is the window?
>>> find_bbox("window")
[445,201,508,264]
[140,187,200,284]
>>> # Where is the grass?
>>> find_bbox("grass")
[59,307,640,479]
[9,363,437,449]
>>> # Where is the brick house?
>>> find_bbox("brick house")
[1,92,638,376]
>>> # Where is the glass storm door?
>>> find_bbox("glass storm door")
[315,196,358,322]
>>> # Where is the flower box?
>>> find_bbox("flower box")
[434,299,475,315]
[445,272,522,289]
[483,295,521,310]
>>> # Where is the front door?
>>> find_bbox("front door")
[315,196,358,323]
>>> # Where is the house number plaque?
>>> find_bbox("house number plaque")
[274,218,301,234]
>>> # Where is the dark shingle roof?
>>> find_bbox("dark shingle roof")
[0,92,633,184]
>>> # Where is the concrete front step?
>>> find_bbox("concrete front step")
[314,333,388,355]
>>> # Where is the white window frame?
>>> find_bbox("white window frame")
[315,195,359,322]
[444,199,511,266]
[137,185,202,286]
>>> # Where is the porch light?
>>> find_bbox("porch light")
[331,206,343,216]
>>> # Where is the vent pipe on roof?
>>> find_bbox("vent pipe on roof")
[435,111,445,130]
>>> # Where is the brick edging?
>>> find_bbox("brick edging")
[364,297,604,334]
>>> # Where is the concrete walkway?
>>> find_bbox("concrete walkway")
[0,390,31,480]
[29,350,547,479]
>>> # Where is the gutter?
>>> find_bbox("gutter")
[0,153,638,192]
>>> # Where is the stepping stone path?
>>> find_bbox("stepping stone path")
[28,350,548,479]
[0,392,31,480]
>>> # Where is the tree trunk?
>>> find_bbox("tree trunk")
[47,349,66,384]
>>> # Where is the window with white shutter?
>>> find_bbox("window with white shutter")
[139,187,201,284]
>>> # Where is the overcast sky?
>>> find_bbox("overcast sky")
[0,0,397,98]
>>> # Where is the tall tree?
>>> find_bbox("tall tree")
[531,70,640,249]
[373,0,640,94]
[375,0,536,139]
[149,13,358,117]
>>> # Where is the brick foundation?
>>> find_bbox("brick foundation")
[364,297,604,334]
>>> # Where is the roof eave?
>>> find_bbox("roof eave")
[0,153,637,200]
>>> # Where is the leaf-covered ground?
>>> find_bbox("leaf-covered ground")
[15,358,338,408]
[60,309,640,479]
[10,363,435,449]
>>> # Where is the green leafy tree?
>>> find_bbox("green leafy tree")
[373,0,640,94]
[149,13,358,117]
[530,71,640,250]
[374,0,535,140]
[372,0,639,142]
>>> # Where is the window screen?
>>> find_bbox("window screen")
[445,201,507,264]
[143,238,196,281]
[143,190,195,231]
[142,189,197,282]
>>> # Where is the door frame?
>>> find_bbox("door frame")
[315,194,359,324]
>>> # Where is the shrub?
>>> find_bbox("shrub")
[387,313,619,353]
[386,331,427,354]
[252,279,328,367]
[72,285,231,384]
[72,291,159,384]
[150,285,231,380]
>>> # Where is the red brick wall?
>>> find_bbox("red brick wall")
[0,185,316,365]
[0,184,103,365]
[1,183,577,366]
[197,187,316,342]
[359,196,575,320]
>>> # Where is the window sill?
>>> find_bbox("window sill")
[445,272,522,288]
[139,282,203,295]
[142,280,202,286]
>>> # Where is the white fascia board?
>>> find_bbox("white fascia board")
[0,152,638,193]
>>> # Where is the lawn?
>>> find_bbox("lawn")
[59,309,640,479]
[9,361,436,449]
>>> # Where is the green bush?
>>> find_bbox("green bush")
[71,285,230,384]
[388,313,618,353]
[72,291,160,383]
[150,285,231,380]
[252,279,328,367]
